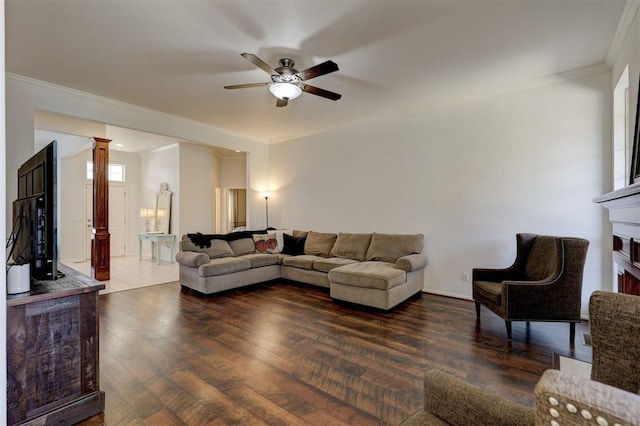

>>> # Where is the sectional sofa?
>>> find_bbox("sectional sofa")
[175,230,427,310]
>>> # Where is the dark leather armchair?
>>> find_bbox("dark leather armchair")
[400,291,640,426]
[473,233,589,344]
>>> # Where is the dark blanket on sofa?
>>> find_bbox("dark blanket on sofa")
[187,230,269,248]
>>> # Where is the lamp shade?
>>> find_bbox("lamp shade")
[139,208,155,218]
[156,208,166,218]
[269,83,302,100]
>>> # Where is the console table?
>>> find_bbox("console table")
[138,232,176,264]
[7,264,105,425]
[595,183,640,295]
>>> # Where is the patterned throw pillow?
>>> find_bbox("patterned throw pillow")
[253,233,279,254]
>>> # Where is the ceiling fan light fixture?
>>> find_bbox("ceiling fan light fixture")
[269,83,302,101]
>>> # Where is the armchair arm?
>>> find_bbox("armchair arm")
[420,369,534,426]
[395,254,428,272]
[175,251,210,268]
[534,369,640,426]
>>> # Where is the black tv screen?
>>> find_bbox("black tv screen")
[14,140,58,280]
[10,197,34,265]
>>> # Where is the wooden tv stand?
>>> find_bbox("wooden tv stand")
[6,264,105,425]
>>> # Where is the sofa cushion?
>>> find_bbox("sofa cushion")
[229,238,256,256]
[329,261,406,290]
[330,233,372,261]
[282,255,324,270]
[181,235,235,259]
[365,233,424,263]
[253,233,279,254]
[313,257,358,273]
[175,251,210,268]
[199,257,251,277]
[525,237,559,281]
[239,253,279,268]
[281,234,307,255]
[304,231,338,258]
[293,229,308,238]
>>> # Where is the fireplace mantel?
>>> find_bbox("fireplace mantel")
[595,183,640,295]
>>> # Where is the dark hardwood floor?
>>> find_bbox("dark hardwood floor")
[79,281,591,425]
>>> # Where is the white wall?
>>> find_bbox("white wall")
[220,157,247,188]
[1,1,7,415]
[269,70,610,316]
[178,143,216,235]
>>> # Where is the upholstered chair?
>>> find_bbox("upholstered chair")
[400,291,640,426]
[472,233,589,345]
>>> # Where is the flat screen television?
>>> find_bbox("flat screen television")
[11,140,58,280]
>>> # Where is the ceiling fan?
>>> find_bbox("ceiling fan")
[224,53,342,107]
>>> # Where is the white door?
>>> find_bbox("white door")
[109,185,127,256]
[85,184,127,259]
[85,185,92,259]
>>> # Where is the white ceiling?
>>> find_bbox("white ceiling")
[7,0,628,144]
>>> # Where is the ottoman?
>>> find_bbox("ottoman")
[328,261,410,310]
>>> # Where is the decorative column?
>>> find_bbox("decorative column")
[91,137,111,281]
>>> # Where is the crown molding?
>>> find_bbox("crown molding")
[606,0,640,67]
[270,63,611,144]
[6,72,269,144]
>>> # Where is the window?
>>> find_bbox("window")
[86,161,126,182]
[613,66,630,190]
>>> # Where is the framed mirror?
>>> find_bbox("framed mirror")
[155,182,172,234]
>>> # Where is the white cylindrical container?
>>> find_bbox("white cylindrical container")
[7,263,30,294]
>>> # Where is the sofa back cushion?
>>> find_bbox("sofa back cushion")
[230,238,256,256]
[330,233,372,261]
[181,235,234,259]
[365,233,424,263]
[293,229,308,238]
[525,236,559,281]
[304,231,338,258]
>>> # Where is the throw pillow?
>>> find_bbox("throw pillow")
[253,233,279,254]
[275,229,293,250]
[293,229,308,238]
[282,234,306,255]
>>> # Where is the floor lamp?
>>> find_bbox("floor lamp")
[264,192,271,229]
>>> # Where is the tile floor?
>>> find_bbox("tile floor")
[66,255,179,295]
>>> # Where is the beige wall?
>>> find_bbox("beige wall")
[269,69,611,316]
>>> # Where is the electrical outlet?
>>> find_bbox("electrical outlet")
[462,272,469,281]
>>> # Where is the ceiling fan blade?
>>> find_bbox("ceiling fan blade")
[241,53,279,75]
[295,60,339,80]
[302,84,342,101]
[224,82,269,89]
[276,98,288,107]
